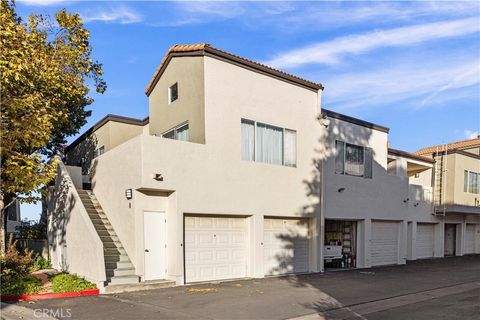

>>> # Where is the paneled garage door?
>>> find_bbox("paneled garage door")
[465,224,476,254]
[264,218,309,275]
[184,216,247,283]
[416,223,435,259]
[371,221,400,266]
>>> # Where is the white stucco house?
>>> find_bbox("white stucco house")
[46,44,480,292]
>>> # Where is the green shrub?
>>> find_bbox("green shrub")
[1,273,42,296]
[30,255,51,272]
[51,274,96,293]
[0,235,34,275]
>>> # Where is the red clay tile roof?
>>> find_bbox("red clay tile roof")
[415,137,480,155]
[145,43,324,96]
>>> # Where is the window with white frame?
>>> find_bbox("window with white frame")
[168,82,178,104]
[464,170,480,194]
[241,119,296,167]
[335,140,372,178]
[162,122,189,141]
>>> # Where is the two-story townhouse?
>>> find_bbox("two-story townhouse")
[415,137,480,256]
[46,44,476,293]
[48,44,325,291]
[321,110,439,270]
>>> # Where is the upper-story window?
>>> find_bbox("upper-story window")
[335,140,372,178]
[241,119,296,167]
[168,82,178,104]
[162,122,189,141]
[94,145,105,158]
[464,170,479,194]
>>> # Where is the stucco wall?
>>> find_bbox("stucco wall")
[148,56,205,143]
[90,136,143,268]
[47,163,106,287]
[451,153,480,206]
[323,118,408,220]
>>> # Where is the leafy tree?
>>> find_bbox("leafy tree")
[0,0,106,253]
[16,219,47,240]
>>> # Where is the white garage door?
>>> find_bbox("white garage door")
[465,224,476,254]
[371,221,400,266]
[416,223,435,259]
[184,216,247,283]
[264,218,309,275]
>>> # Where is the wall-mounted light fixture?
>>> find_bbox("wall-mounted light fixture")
[154,173,164,181]
[338,187,345,193]
[125,189,133,200]
[403,198,410,203]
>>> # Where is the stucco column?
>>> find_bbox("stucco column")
[250,215,264,279]
[309,216,322,273]
[435,221,444,257]
[457,221,466,256]
[358,219,371,268]
[399,220,408,264]
[166,192,184,284]
[407,221,415,260]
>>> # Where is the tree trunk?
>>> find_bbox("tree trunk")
[0,192,15,255]
[0,191,5,255]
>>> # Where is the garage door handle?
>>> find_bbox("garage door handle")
[145,249,149,252]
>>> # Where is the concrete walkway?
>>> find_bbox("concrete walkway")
[5,255,480,320]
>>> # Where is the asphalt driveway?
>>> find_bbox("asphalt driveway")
[3,255,480,320]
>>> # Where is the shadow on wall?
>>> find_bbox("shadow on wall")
[267,116,375,315]
[65,135,98,176]
[48,172,73,272]
[49,149,99,272]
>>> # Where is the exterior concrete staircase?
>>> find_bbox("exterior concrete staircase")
[77,190,140,287]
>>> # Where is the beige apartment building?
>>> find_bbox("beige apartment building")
[46,44,479,292]
[415,137,480,256]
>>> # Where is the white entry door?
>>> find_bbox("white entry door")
[416,223,435,259]
[371,221,400,266]
[465,224,476,254]
[264,218,309,275]
[184,216,247,283]
[144,211,166,281]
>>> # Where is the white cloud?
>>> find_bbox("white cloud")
[464,130,479,139]
[320,54,480,111]
[81,6,142,25]
[265,17,480,68]
[421,63,480,106]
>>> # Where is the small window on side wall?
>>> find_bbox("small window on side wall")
[94,145,105,158]
[169,82,178,104]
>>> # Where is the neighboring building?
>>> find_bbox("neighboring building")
[46,44,479,292]
[321,110,439,268]
[415,137,480,256]
[6,201,21,237]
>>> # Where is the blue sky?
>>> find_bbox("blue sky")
[16,1,480,220]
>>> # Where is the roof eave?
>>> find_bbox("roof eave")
[145,47,324,96]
